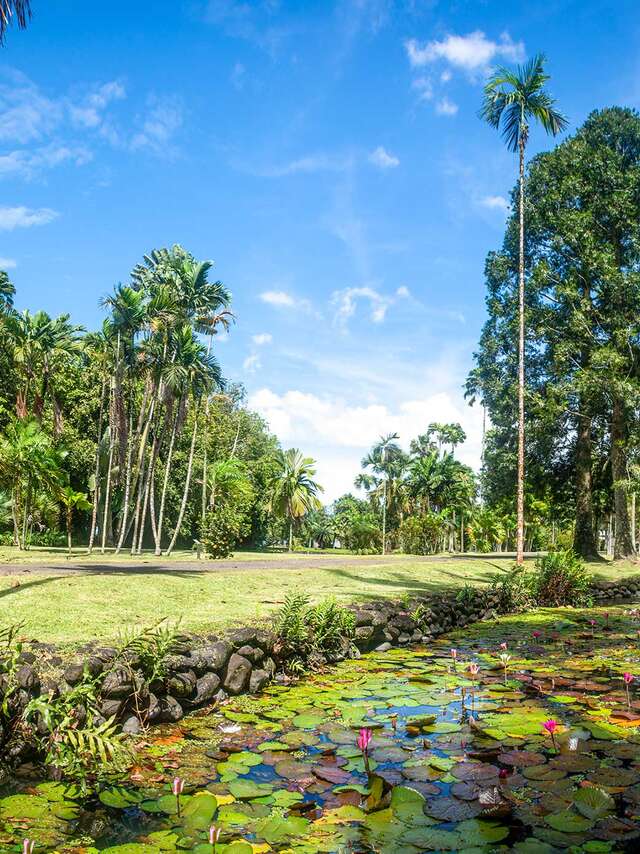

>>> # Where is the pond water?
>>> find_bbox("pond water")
[3,605,640,852]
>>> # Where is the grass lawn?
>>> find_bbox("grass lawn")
[0,551,637,649]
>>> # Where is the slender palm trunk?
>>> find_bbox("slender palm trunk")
[165,406,199,556]
[288,518,293,552]
[88,375,107,553]
[115,394,149,554]
[101,419,115,553]
[67,508,72,554]
[156,404,180,555]
[129,398,156,554]
[516,138,526,566]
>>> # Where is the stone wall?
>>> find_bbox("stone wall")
[1,576,638,771]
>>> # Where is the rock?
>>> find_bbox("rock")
[100,698,125,719]
[101,668,137,699]
[164,654,194,674]
[237,645,265,664]
[158,695,183,722]
[264,657,276,678]
[353,610,375,627]
[193,673,221,706]
[64,662,86,686]
[223,653,252,695]
[193,641,232,673]
[398,633,411,645]
[375,642,392,652]
[249,669,270,694]
[146,693,161,723]
[355,626,374,642]
[16,665,39,692]
[122,715,141,735]
[230,628,275,653]
[166,670,197,698]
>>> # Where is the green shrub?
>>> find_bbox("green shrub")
[530,549,592,607]
[202,504,244,558]
[488,564,534,613]
[273,593,356,670]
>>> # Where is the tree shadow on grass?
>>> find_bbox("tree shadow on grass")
[325,566,496,598]
[0,575,64,599]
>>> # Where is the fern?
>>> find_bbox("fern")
[115,618,183,682]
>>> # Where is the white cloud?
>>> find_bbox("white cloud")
[368,146,399,169]
[411,76,433,101]
[0,257,17,269]
[131,95,183,154]
[0,206,58,230]
[249,387,484,502]
[331,285,391,327]
[0,144,92,179]
[243,354,262,373]
[396,285,410,298]
[260,290,312,312]
[251,152,352,178]
[405,31,524,75]
[435,97,458,116]
[480,194,510,213]
[69,80,126,129]
[252,332,273,345]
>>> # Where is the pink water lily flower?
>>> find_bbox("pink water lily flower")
[468,662,479,677]
[357,727,373,754]
[173,777,185,816]
[624,672,635,708]
[210,824,221,850]
[543,719,559,752]
[357,727,373,774]
[499,642,508,651]
[532,630,541,639]
[23,841,35,854]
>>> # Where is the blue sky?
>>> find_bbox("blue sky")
[2,0,639,500]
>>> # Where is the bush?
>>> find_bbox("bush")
[201,505,244,559]
[530,549,592,607]
[488,563,534,613]
[488,549,593,612]
[273,593,356,671]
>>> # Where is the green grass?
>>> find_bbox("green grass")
[0,551,636,649]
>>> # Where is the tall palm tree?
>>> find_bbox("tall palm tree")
[0,270,15,312]
[479,54,567,565]
[0,0,31,43]
[360,433,406,554]
[59,486,91,554]
[269,449,323,551]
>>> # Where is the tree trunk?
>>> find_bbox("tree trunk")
[101,421,115,554]
[516,137,526,566]
[573,411,599,558]
[612,396,635,559]
[67,508,72,554]
[289,519,293,552]
[88,375,106,553]
[155,406,180,554]
[165,408,199,556]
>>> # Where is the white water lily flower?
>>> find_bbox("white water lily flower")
[219,723,242,734]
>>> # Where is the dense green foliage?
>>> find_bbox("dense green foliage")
[469,107,640,559]
[489,549,592,611]
[0,248,319,553]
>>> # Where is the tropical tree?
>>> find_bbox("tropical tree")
[207,458,253,512]
[0,419,64,549]
[0,0,31,43]
[358,433,407,554]
[0,270,15,312]
[269,449,323,551]
[480,53,567,565]
[59,486,91,554]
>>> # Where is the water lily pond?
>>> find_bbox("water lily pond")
[5,604,640,853]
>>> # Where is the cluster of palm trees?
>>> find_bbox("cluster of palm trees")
[353,424,477,553]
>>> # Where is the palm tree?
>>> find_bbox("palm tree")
[0,0,31,43]
[0,419,64,549]
[269,449,323,551]
[360,433,406,554]
[59,486,91,554]
[0,270,15,312]
[207,458,253,512]
[4,309,83,425]
[480,54,567,566]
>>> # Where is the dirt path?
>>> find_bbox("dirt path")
[0,552,526,577]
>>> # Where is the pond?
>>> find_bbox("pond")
[3,604,640,852]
